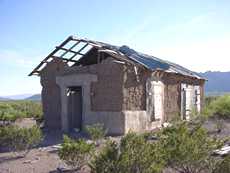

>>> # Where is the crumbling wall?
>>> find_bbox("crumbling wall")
[90,58,124,111]
[62,55,151,112]
[163,82,181,121]
[161,72,205,121]
[61,57,124,111]
[122,66,151,110]
[40,58,67,129]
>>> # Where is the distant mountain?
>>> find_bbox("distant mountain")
[0,97,11,101]
[199,71,230,95]
[25,94,41,101]
[5,94,34,100]
[0,93,41,101]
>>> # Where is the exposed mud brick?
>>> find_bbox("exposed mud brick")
[40,58,67,129]
[60,57,124,111]
[123,66,151,110]
[161,72,205,120]
[90,59,124,111]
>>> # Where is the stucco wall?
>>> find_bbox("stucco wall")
[84,111,125,135]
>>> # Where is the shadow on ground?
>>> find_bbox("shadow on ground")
[0,155,23,164]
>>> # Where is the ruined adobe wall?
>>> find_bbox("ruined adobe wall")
[122,66,151,110]
[161,72,205,121]
[59,58,153,134]
[40,58,67,129]
[61,57,124,111]
[61,55,152,112]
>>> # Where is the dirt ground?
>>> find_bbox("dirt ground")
[0,147,61,173]
[0,118,229,173]
[0,129,65,173]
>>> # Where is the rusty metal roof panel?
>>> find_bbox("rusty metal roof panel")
[29,36,204,79]
[115,45,203,79]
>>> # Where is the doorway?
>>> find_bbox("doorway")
[67,86,82,132]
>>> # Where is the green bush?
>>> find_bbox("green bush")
[0,125,43,155]
[0,101,43,122]
[208,95,230,118]
[85,123,106,141]
[205,96,218,106]
[90,132,165,173]
[213,155,230,173]
[119,132,165,173]
[58,135,94,170]
[90,140,119,173]
[158,121,224,173]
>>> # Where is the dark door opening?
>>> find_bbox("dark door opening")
[67,86,82,132]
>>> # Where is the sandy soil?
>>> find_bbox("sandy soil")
[0,128,91,173]
[0,118,229,173]
[0,129,64,173]
[0,147,61,173]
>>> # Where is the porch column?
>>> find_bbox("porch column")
[60,86,69,132]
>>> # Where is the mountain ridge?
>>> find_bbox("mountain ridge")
[199,71,230,94]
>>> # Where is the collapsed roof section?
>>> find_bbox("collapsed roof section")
[29,35,203,79]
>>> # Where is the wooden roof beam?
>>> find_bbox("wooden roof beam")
[29,36,72,76]
[55,46,84,55]
[69,43,89,60]
[60,40,80,58]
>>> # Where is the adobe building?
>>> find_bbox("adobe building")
[30,36,205,135]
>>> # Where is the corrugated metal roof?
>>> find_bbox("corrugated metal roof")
[29,36,204,79]
[102,44,203,79]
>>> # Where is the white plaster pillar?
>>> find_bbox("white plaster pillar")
[60,86,69,132]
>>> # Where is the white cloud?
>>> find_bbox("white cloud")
[146,34,230,72]
[105,11,230,72]
[0,50,43,68]
[162,12,216,34]
[0,50,43,96]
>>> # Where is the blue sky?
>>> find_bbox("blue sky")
[0,0,230,96]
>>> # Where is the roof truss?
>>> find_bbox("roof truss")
[29,36,97,76]
[29,36,141,76]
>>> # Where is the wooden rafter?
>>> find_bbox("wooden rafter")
[60,40,80,58]
[29,35,136,76]
[55,46,84,55]
[29,36,72,76]
[69,43,89,60]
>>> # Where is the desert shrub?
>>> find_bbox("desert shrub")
[85,123,106,141]
[0,125,43,155]
[90,140,119,173]
[208,95,230,119]
[90,132,165,173]
[205,96,218,106]
[58,135,94,170]
[0,101,43,122]
[119,132,165,173]
[0,103,19,122]
[159,121,224,173]
[212,155,230,173]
